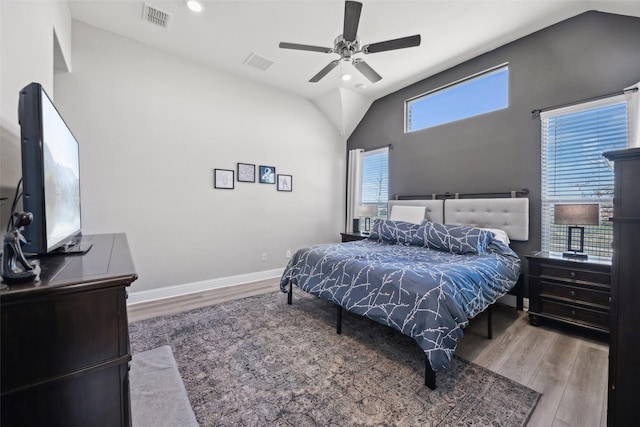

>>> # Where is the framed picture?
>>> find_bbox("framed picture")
[277,174,292,192]
[259,165,276,184]
[214,169,234,189]
[237,163,255,183]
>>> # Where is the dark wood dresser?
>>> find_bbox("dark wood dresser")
[1,233,137,427]
[604,147,640,427]
[527,252,611,333]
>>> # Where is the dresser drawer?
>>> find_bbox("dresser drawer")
[539,280,611,309]
[541,299,609,331]
[538,263,610,286]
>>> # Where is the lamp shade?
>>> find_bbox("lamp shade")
[554,204,600,225]
[357,205,378,217]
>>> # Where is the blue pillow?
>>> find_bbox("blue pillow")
[413,221,492,255]
[368,219,421,245]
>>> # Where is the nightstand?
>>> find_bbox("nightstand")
[526,252,611,333]
[340,232,369,242]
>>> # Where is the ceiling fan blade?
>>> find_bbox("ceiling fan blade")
[309,60,340,83]
[343,1,362,42]
[353,59,382,83]
[279,42,333,54]
[363,34,421,54]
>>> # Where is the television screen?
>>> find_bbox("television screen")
[19,82,88,255]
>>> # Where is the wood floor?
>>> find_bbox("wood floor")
[127,279,609,427]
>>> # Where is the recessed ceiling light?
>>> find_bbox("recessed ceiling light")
[186,0,203,13]
[341,74,352,81]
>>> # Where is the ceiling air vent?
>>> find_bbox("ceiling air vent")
[243,53,274,71]
[142,3,172,28]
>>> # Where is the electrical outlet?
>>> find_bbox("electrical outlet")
[286,249,291,259]
[261,253,267,261]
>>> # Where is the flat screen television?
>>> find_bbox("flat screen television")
[18,82,91,255]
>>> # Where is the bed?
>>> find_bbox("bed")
[280,196,529,389]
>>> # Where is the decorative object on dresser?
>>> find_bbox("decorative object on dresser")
[553,203,600,259]
[603,147,640,427]
[1,211,39,284]
[526,252,611,333]
[0,233,137,427]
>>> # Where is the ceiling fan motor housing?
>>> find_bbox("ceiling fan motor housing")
[334,35,360,61]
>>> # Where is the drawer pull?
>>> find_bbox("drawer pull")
[571,310,577,317]
[570,290,577,298]
[570,271,576,278]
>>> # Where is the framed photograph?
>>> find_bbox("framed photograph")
[277,174,292,192]
[259,165,276,184]
[237,163,255,183]
[214,169,234,189]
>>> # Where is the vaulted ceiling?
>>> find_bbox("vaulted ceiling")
[67,0,640,136]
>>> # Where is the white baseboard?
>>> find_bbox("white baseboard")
[127,268,284,305]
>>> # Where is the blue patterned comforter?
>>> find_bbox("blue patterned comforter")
[279,237,520,371]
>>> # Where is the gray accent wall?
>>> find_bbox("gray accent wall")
[348,11,640,260]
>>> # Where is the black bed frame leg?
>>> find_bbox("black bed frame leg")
[425,357,436,389]
[487,304,493,340]
[287,282,292,305]
[336,305,342,335]
[515,274,524,311]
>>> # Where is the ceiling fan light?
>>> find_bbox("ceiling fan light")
[186,0,203,13]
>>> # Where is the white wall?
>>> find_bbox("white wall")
[0,0,72,227]
[52,21,345,297]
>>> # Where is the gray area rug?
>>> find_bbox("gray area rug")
[129,345,199,427]
[129,291,540,426]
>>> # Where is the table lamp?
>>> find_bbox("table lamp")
[554,203,600,259]
[357,205,378,232]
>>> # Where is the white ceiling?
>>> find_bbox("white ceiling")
[67,0,640,134]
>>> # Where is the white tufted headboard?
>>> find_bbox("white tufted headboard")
[387,200,444,223]
[444,198,529,241]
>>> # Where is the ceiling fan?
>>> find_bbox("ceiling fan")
[279,1,421,83]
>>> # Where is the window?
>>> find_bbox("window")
[541,97,629,258]
[360,147,389,221]
[406,64,509,132]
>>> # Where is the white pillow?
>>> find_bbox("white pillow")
[389,205,426,224]
[481,228,511,245]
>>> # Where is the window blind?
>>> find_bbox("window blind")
[361,147,389,220]
[541,99,628,257]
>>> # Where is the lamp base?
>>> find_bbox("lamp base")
[562,251,588,260]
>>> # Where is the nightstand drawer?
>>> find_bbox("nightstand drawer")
[541,299,609,330]
[539,280,611,309]
[539,263,610,286]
